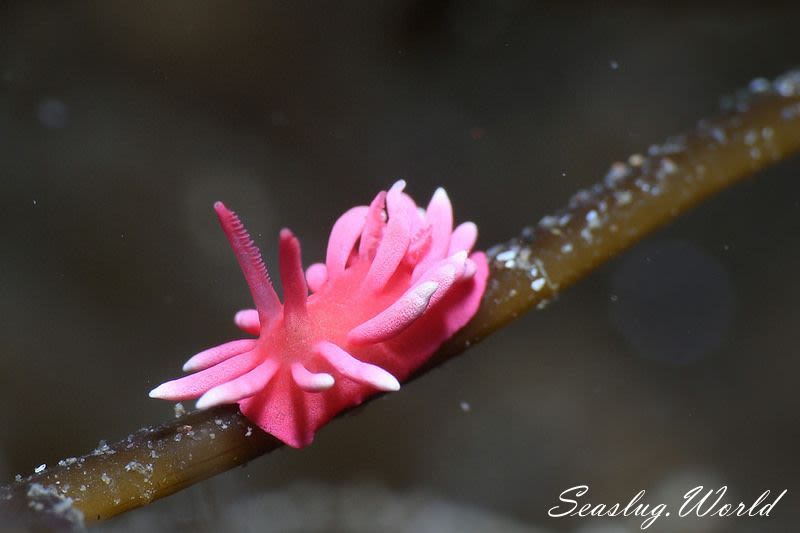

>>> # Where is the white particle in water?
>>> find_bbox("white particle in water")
[609,60,619,70]
[34,464,46,474]
[561,243,573,254]
[245,427,253,437]
[744,130,758,145]
[459,401,472,412]
[36,98,69,129]
[101,473,112,485]
[173,402,186,418]
[750,147,761,160]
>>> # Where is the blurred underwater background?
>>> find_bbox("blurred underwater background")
[1,2,799,531]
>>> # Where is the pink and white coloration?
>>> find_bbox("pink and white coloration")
[149,181,488,448]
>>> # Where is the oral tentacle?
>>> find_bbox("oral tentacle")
[182,338,258,372]
[149,349,261,401]
[233,309,260,335]
[195,359,279,409]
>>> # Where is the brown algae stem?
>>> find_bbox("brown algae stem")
[5,405,280,523]
[2,70,800,525]
[442,70,800,352]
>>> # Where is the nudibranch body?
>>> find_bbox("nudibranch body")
[150,181,488,447]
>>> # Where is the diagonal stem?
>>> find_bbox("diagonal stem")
[2,70,800,528]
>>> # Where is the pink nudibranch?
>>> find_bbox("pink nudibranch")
[149,181,488,447]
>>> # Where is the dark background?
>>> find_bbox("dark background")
[1,2,799,532]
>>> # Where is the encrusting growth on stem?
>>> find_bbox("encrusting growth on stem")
[2,70,800,528]
[437,70,800,363]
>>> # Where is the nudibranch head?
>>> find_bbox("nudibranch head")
[150,180,488,447]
